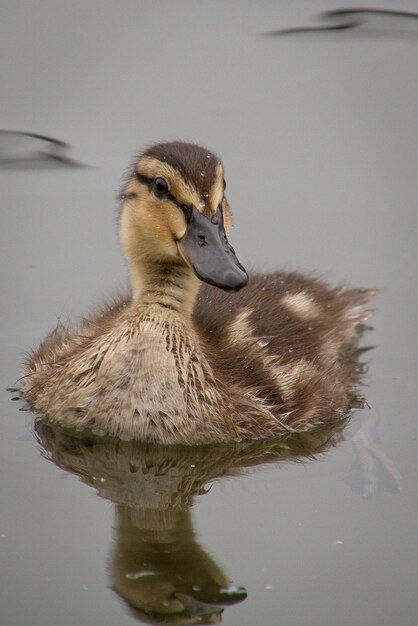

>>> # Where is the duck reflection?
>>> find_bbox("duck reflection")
[112,506,246,624]
[34,419,346,624]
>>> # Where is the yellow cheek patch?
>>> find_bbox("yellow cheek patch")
[222,199,233,235]
[209,162,225,214]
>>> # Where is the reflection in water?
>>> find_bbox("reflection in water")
[0,131,89,170]
[112,507,245,624]
[344,408,402,497]
[35,419,347,624]
[266,8,418,38]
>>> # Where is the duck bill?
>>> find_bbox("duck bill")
[178,207,248,291]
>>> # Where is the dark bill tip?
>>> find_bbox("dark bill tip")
[192,259,248,291]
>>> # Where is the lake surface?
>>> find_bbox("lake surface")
[1,2,417,625]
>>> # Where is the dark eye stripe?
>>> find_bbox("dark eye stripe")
[135,173,154,187]
[135,172,191,222]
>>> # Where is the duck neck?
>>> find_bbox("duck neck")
[130,259,200,318]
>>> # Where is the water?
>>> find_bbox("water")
[1,1,417,625]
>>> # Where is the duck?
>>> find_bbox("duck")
[22,141,375,445]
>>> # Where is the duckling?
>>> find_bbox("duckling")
[22,141,375,444]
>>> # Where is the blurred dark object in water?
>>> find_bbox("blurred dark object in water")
[344,407,402,497]
[266,8,418,38]
[0,130,89,170]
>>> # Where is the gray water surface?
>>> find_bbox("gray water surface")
[1,1,417,625]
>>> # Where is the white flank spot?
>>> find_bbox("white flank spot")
[281,292,320,320]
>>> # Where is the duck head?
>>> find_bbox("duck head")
[119,141,248,297]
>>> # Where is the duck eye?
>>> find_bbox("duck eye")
[153,177,168,196]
